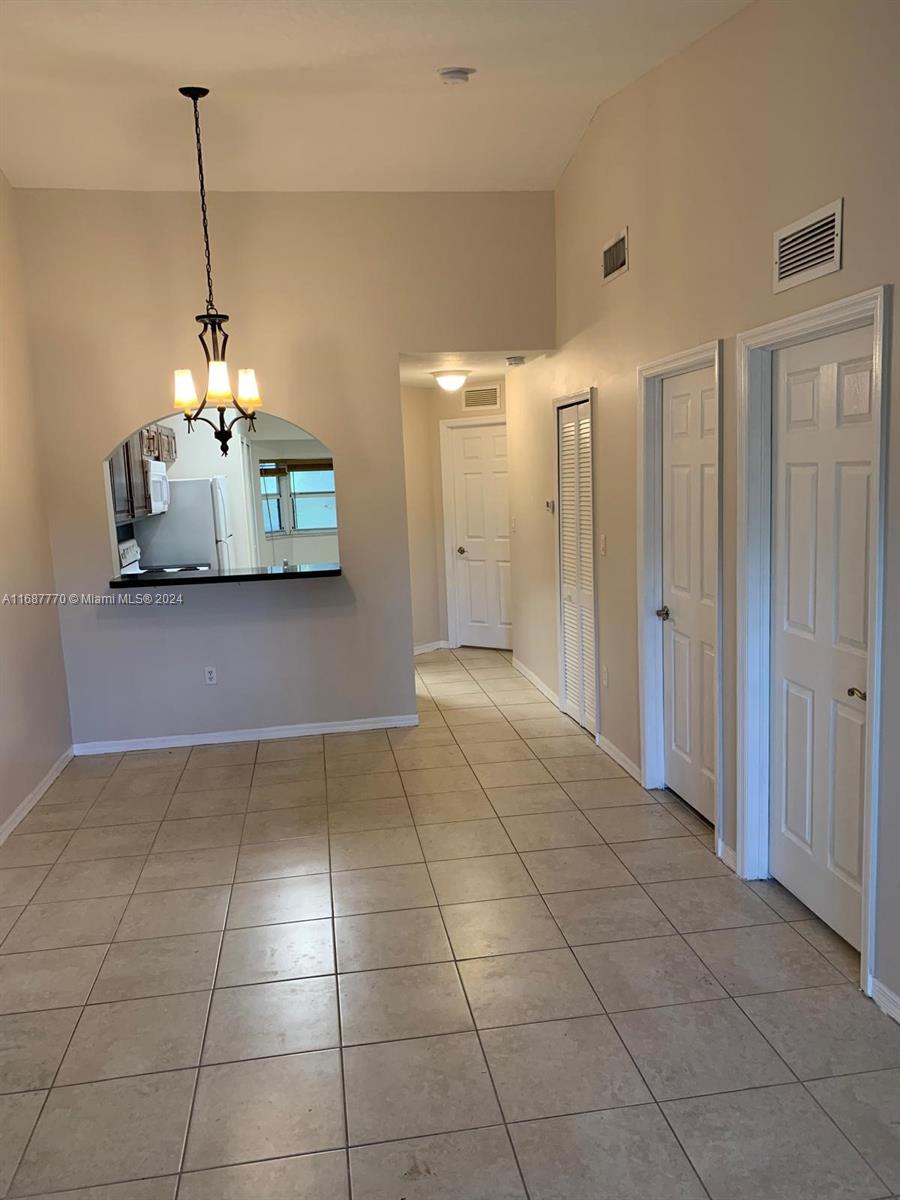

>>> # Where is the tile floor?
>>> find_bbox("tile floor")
[0,646,898,1198]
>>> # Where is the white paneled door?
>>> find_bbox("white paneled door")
[770,326,875,949]
[449,421,512,649]
[558,400,597,733]
[661,366,718,821]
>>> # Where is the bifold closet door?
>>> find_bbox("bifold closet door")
[558,400,597,733]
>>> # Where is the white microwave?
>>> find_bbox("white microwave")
[146,459,170,514]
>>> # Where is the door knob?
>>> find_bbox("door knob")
[457,546,466,555]
[847,687,867,701]
[656,605,670,621]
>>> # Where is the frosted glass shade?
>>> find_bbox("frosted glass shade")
[207,360,233,403]
[173,369,198,409]
[238,368,262,409]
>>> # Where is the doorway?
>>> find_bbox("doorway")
[737,287,888,987]
[440,416,512,650]
[637,344,724,833]
[555,392,599,734]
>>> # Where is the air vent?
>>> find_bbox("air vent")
[773,199,843,293]
[463,386,500,411]
[602,227,628,284]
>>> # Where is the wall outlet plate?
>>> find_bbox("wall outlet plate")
[205,667,217,685]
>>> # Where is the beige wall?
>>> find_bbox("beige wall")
[14,189,554,745]
[0,172,71,826]
[507,0,900,992]
[401,381,507,648]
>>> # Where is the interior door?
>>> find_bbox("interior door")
[557,400,597,733]
[450,421,512,649]
[770,325,875,949]
[661,365,717,821]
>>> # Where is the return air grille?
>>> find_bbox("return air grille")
[773,199,843,293]
[463,386,501,411]
[602,227,628,283]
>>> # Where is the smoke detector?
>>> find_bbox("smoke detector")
[438,67,476,85]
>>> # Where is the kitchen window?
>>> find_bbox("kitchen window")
[259,459,336,537]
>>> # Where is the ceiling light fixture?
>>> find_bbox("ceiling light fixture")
[173,86,261,456]
[431,370,471,392]
[438,66,476,86]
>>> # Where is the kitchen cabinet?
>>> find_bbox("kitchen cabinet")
[110,423,178,525]
[109,445,132,525]
[127,434,151,518]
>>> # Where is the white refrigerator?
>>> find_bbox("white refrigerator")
[135,476,233,569]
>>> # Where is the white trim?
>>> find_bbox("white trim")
[636,342,724,842]
[73,713,419,756]
[872,980,900,1026]
[597,735,641,783]
[0,747,74,844]
[511,657,560,707]
[414,640,451,655]
[719,842,738,872]
[736,286,889,997]
[438,414,509,650]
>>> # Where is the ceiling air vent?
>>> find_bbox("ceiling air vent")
[602,227,628,284]
[463,386,501,411]
[773,199,843,293]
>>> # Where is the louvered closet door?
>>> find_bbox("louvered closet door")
[558,401,597,733]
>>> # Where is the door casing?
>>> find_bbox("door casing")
[736,286,890,995]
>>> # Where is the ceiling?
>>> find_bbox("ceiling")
[0,0,748,192]
[399,351,538,388]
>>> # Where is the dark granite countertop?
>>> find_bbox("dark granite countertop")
[109,563,341,587]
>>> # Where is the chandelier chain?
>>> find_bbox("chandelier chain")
[189,96,216,315]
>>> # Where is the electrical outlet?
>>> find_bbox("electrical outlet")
[601,665,609,688]
[205,667,217,685]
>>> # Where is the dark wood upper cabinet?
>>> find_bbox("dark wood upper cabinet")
[109,445,132,525]
[110,423,177,525]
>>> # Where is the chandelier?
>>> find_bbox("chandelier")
[173,86,261,456]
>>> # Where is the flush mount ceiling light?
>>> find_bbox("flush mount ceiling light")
[437,66,476,85]
[431,370,471,392]
[173,86,261,456]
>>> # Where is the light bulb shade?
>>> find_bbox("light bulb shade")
[174,369,198,409]
[207,360,233,404]
[431,370,470,393]
[238,368,262,409]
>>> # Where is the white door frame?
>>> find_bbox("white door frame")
[553,389,602,737]
[636,342,725,849]
[736,286,889,994]
[439,413,508,649]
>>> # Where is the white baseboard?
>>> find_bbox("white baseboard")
[872,979,900,1025]
[415,641,451,655]
[0,747,74,844]
[596,735,642,783]
[718,841,738,871]
[512,658,560,706]
[73,713,419,757]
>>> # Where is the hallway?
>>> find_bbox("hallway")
[1,648,898,1199]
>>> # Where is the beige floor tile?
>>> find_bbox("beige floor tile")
[663,1083,885,1200]
[546,755,628,782]
[332,863,437,916]
[460,740,536,765]
[418,817,514,861]
[400,765,481,796]
[135,846,238,893]
[324,730,391,756]
[562,777,657,810]
[428,854,537,905]
[586,804,691,843]
[23,1177,179,1199]
[611,836,729,883]
[388,726,456,749]
[60,823,159,863]
[644,876,783,933]
[452,726,520,751]
[349,1127,524,1200]
[329,827,422,871]
[179,1151,349,1200]
[790,918,861,980]
[502,811,601,852]
[339,961,472,1045]
[1,895,126,953]
[482,1014,650,1122]
[163,788,249,821]
[685,923,844,995]
[326,773,404,803]
[255,735,324,762]
[90,932,221,1002]
[525,735,605,759]
[805,1069,900,1193]
[151,815,244,854]
[203,976,338,1062]
[0,865,50,906]
[226,874,332,927]
[507,716,582,738]
[80,798,172,831]
[100,770,182,802]
[654,794,712,835]
[187,742,257,769]
[335,908,452,972]
[0,907,22,941]
[234,836,329,882]
[325,750,398,777]
[33,857,143,902]
[459,947,603,1028]
[521,846,635,894]
[118,748,190,772]
[177,765,254,793]
[241,805,326,844]
[62,754,123,779]
[0,1008,81,1094]
[58,991,209,1084]
[247,779,326,810]
[344,1032,500,1145]
[184,1051,345,1170]
[216,918,334,986]
[442,706,509,727]
[0,945,107,1013]
[0,1090,47,1195]
[487,783,574,817]
[428,682,486,700]
[408,790,494,825]
[576,935,726,1011]
[40,775,107,803]
[510,1104,707,1200]
[496,701,563,721]
[0,831,71,869]
[473,761,553,789]
[12,1069,195,1195]
[327,797,413,834]
[15,802,94,835]
[393,744,466,771]
[116,886,230,941]
[481,677,543,694]
[546,885,674,945]
[441,895,565,958]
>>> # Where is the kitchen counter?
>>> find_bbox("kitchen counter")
[109,563,342,587]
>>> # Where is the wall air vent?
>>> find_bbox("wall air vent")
[773,199,843,293]
[601,227,628,283]
[463,386,501,411]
